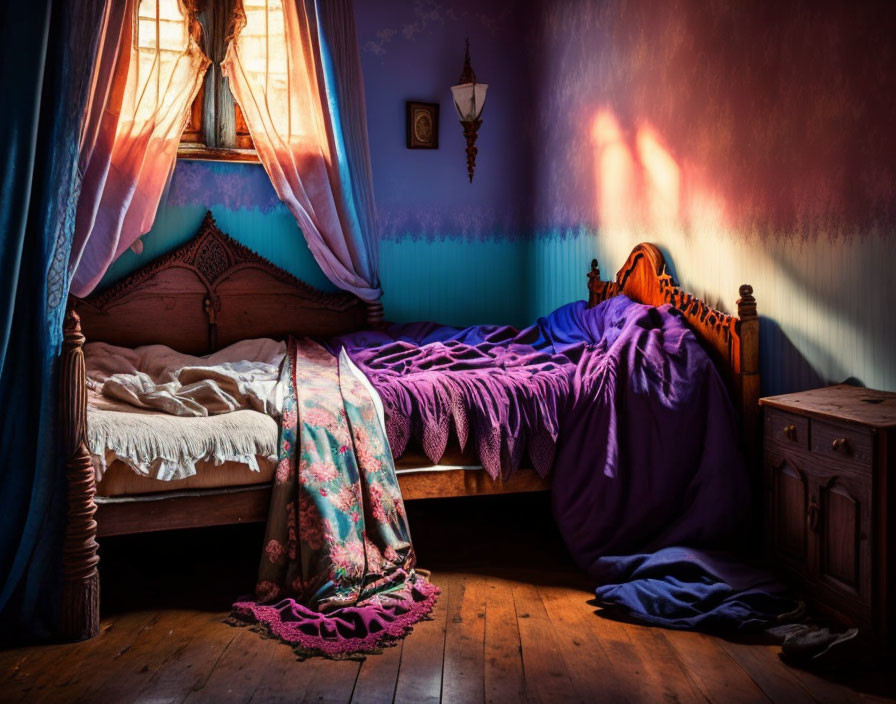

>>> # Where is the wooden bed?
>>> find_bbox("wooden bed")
[59,212,759,640]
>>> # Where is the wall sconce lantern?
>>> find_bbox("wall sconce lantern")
[450,39,488,183]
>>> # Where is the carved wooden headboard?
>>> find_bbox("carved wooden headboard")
[72,212,370,355]
[587,243,760,448]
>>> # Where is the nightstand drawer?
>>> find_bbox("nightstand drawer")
[764,408,809,449]
[810,420,873,467]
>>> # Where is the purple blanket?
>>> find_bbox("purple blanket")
[330,296,750,570]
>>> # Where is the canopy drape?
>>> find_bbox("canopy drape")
[69,0,210,297]
[0,0,106,639]
[222,0,381,303]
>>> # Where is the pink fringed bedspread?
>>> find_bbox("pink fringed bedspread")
[231,338,438,659]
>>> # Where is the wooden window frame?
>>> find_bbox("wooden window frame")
[177,0,259,163]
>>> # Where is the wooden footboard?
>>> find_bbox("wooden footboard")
[587,244,759,454]
[93,470,550,538]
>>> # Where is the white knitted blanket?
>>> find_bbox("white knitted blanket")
[87,405,278,481]
[84,338,286,480]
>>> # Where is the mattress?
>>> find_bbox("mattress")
[86,376,279,488]
[393,444,482,473]
[95,456,277,497]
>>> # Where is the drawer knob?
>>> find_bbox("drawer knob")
[783,424,797,440]
[831,437,850,452]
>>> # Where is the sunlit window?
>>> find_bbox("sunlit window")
[238,1,292,133]
[226,0,325,148]
[130,0,193,128]
[126,0,305,160]
[179,0,257,158]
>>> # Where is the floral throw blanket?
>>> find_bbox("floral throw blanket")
[231,338,439,658]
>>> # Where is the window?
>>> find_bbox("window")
[176,0,258,162]
[133,0,192,126]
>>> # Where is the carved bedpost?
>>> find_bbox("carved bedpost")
[587,259,601,307]
[366,300,384,330]
[736,284,759,431]
[60,309,100,641]
[737,284,761,524]
[586,258,620,307]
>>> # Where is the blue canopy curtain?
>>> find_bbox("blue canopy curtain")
[0,0,105,640]
[0,0,380,641]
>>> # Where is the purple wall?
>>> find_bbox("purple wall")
[355,0,532,242]
[527,0,896,236]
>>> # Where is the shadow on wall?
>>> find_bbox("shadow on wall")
[759,318,826,397]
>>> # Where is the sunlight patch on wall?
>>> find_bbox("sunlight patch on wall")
[637,127,680,229]
[580,107,896,394]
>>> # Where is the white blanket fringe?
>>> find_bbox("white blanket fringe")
[87,408,278,481]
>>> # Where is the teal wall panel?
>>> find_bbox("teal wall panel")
[101,201,337,293]
[529,228,896,397]
[527,227,599,319]
[381,237,527,327]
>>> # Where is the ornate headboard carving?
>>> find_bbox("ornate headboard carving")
[72,212,368,354]
[587,243,760,448]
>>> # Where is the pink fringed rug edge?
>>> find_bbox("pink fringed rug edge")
[229,579,441,660]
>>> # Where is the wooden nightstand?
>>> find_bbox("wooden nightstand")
[760,385,896,644]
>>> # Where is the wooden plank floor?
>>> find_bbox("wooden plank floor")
[2,494,894,704]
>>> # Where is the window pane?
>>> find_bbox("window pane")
[126,0,199,130]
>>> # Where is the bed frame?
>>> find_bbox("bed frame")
[59,212,758,640]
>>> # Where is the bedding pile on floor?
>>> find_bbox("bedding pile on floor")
[591,547,798,631]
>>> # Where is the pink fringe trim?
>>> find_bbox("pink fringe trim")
[231,579,440,659]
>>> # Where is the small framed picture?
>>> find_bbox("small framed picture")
[406,101,440,149]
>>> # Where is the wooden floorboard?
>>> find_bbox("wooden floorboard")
[441,573,487,704]
[512,581,584,704]
[482,576,526,704]
[1,495,893,704]
[133,613,240,703]
[577,597,705,704]
[351,640,403,704]
[662,629,772,704]
[718,638,816,704]
[391,570,449,704]
[537,583,627,704]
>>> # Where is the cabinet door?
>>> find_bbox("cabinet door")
[814,471,872,605]
[766,453,811,572]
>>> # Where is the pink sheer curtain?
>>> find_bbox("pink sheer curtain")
[70,0,210,297]
[222,0,381,303]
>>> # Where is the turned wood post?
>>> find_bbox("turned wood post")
[736,284,760,436]
[586,258,617,307]
[736,284,761,532]
[587,259,601,307]
[60,309,100,641]
[366,300,384,329]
